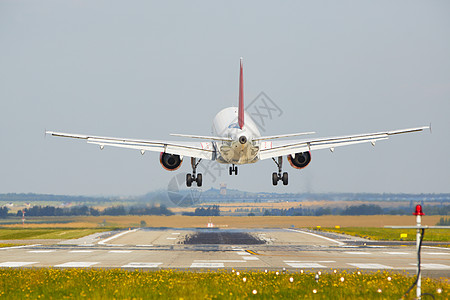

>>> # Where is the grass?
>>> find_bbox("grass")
[318,227,450,242]
[0,269,447,299]
[2,215,445,229]
[0,228,109,240]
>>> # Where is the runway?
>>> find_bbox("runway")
[1,228,449,277]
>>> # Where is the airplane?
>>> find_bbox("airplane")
[46,58,430,187]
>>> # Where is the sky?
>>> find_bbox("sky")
[0,1,449,196]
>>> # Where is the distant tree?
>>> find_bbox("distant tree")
[0,206,8,218]
[341,204,383,215]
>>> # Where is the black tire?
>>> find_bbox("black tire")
[272,172,278,186]
[235,166,238,175]
[229,166,233,176]
[186,174,192,187]
[196,173,202,187]
[282,172,288,185]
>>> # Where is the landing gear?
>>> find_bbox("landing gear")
[186,158,202,187]
[229,164,238,175]
[272,157,288,186]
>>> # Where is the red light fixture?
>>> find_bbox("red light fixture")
[413,204,425,216]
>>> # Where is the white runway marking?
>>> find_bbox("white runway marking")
[55,262,98,268]
[232,248,244,251]
[348,263,392,269]
[284,262,326,268]
[285,261,336,263]
[383,252,410,255]
[344,252,371,255]
[236,251,251,256]
[108,250,132,253]
[98,229,139,245]
[136,245,153,247]
[122,262,162,268]
[194,260,246,263]
[171,233,180,235]
[191,262,224,268]
[0,262,37,267]
[411,263,450,270]
[0,244,41,250]
[424,252,450,256]
[78,244,95,247]
[242,257,259,261]
[70,250,94,253]
[28,250,56,253]
[286,229,345,246]
[166,237,176,240]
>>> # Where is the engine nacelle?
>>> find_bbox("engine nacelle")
[287,151,311,169]
[160,152,182,171]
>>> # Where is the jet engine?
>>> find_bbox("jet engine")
[160,152,182,171]
[287,151,311,169]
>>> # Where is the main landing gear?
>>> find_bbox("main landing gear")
[229,164,238,175]
[272,157,288,186]
[186,158,202,187]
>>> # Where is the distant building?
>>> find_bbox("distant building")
[220,183,227,196]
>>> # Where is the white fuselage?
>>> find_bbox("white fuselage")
[212,107,261,165]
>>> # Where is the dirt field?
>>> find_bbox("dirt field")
[3,215,444,229]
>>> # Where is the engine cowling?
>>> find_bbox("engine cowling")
[160,153,182,171]
[287,151,311,169]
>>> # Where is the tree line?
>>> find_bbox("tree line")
[261,204,450,217]
[182,205,220,216]
[0,205,174,218]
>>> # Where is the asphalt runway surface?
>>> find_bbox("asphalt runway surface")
[1,228,449,277]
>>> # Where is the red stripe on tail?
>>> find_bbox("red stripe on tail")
[238,58,244,129]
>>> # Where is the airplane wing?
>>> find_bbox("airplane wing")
[259,126,429,160]
[46,131,215,160]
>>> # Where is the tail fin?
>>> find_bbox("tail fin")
[238,57,244,129]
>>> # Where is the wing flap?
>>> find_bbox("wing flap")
[259,126,429,160]
[47,131,214,160]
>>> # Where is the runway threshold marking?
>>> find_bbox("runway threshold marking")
[28,250,56,253]
[343,251,371,255]
[285,229,345,246]
[0,262,37,267]
[347,263,392,269]
[70,250,94,253]
[242,257,259,261]
[191,262,224,268]
[383,252,410,255]
[284,262,327,268]
[55,262,99,268]
[122,262,162,268]
[108,250,132,253]
[236,251,251,256]
[411,263,450,270]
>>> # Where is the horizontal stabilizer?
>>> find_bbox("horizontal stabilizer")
[170,133,233,142]
[253,132,316,141]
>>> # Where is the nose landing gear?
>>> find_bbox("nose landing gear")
[272,157,288,186]
[229,164,238,175]
[186,158,202,187]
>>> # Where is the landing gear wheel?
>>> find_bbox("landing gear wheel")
[186,174,193,187]
[282,172,288,185]
[272,172,278,186]
[196,173,203,187]
[229,165,238,175]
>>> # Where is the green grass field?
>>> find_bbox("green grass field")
[0,269,447,299]
[318,227,450,242]
[0,228,109,240]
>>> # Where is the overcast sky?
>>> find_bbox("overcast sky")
[1,1,449,196]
